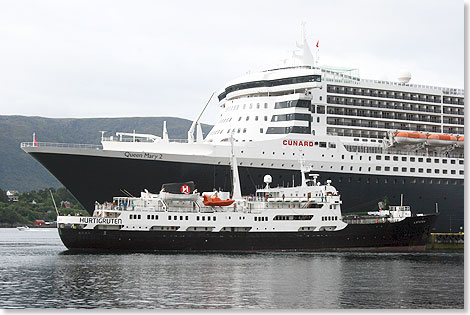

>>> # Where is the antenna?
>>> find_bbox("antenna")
[50,190,59,216]
[120,189,134,198]
[162,121,169,142]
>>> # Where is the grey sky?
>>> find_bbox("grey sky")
[0,0,464,124]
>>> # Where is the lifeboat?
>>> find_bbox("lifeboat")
[426,134,457,146]
[203,194,235,206]
[456,136,464,148]
[394,131,426,144]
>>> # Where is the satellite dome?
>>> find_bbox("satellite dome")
[397,70,411,83]
[263,175,272,184]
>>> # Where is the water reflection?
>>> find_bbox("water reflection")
[0,229,464,309]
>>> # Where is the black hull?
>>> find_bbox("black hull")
[58,215,437,252]
[30,152,463,233]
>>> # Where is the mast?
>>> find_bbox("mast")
[229,133,242,200]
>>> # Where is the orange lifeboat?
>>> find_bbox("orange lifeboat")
[394,131,426,144]
[203,194,235,207]
[456,135,464,148]
[426,134,457,146]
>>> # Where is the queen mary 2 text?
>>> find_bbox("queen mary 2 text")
[282,140,314,147]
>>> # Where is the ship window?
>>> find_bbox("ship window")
[376,155,381,160]
[459,160,464,165]
[418,158,424,162]
[257,103,260,109]
[427,169,432,173]
[442,159,447,164]
[435,169,439,174]
[376,166,381,171]
[402,157,407,162]
[460,170,464,175]
[174,216,177,220]
[180,216,183,220]
[238,117,242,121]
[451,170,456,174]
[402,167,407,172]
[156,215,159,220]
[443,169,447,174]
[341,166,344,171]
[350,155,353,160]
[207,216,211,221]
[434,159,439,163]
[168,215,171,220]
[254,217,257,221]
[264,103,268,108]
[342,155,345,159]
[202,216,205,221]
[451,160,456,164]
[385,156,390,161]
[418,168,423,173]
[410,168,415,172]
[393,167,398,172]
[410,157,415,162]
[213,216,216,221]
[255,116,258,121]
[185,216,188,220]
[196,216,200,221]
[246,116,249,121]
[393,156,398,161]
[260,128,263,133]
[385,166,390,171]
[243,128,247,133]
[426,158,431,163]
[138,215,141,219]
[264,116,268,121]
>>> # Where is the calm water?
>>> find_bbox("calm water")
[0,228,463,309]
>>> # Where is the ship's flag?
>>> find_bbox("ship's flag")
[316,40,319,48]
[34,138,38,146]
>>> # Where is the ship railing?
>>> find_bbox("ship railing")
[102,137,190,144]
[323,73,464,96]
[342,217,388,225]
[21,142,103,150]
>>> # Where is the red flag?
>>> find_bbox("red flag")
[34,138,38,146]
[316,40,319,48]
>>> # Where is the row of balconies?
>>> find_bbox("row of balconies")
[326,118,458,133]
[326,107,443,123]
[326,85,444,103]
[326,96,450,114]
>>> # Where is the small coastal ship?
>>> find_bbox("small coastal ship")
[57,150,437,252]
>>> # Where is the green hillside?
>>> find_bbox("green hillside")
[0,115,212,192]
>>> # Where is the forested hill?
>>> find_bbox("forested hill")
[0,115,212,192]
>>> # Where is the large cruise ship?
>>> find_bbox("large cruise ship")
[21,28,464,233]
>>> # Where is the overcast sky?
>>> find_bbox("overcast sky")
[0,0,464,124]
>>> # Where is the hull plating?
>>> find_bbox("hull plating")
[31,152,462,232]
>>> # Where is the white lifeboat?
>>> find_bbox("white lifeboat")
[394,131,426,144]
[456,136,464,148]
[426,134,457,146]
